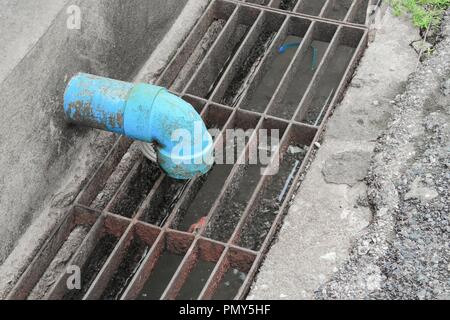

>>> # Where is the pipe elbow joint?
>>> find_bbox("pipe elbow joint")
[64,73,213,180]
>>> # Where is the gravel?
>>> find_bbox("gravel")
[316,11,450,300]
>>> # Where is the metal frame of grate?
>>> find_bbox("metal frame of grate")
[8,0,370,300]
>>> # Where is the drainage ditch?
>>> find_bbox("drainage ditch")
[9,0,370,300]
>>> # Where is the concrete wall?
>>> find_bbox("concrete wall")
[0,0,188,264]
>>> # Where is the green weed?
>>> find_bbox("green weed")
[388,0,450,28]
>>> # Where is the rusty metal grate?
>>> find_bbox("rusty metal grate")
[9,0,371,300]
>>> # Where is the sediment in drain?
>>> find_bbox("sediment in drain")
[221,31,277,107]
[238,145,308,251]
[110,159,161,218]
[171,19,226,92]
[325,0,352,20]
[205,164,263,243]
[100,237,149,300]
[279,0,299,11]
[28,226,89,300]
[91,143,142,210]
[63,234,118,300]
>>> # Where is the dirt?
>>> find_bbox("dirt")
[269,40,331,120]
[298,0,327,15]
[249,0,270,5]
[63,233,118,300]
[324,0,352,20]
[176,260,216,300]
[109,159,161,218]
[279,0,299,11]
[27,226,89,300]
[141,177,188,226]
[221,30,277,107]
[238,145,308,251]
[171,19,227,92]
[90,143,142,210]
[100,237,149,300]
[205,24,250,99]
[138,252,185,300]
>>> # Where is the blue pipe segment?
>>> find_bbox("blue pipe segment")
[64,73,213,180]
[278,42,318,70]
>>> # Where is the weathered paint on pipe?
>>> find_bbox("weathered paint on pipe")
[64,73,213,180]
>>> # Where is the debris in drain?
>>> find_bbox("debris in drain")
[176,260,216,300]
[28,226,89,300]
[279,0,299,11]
[270,39,330,120]
[63,234,119,300]
[212,268,247,300]
[238,145,308,251]
[221,31,277,107]
[243,35,303,113]
[91,143,142,210]
[171,19,226,92]
[138,252,185,300]
[205,164,263,243]
[109,159,161,218]
[100,237,149,300]
[188,216,208,234]
[141,177,188,226]
[205,24,250,99]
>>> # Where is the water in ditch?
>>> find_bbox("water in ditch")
[171,19,226,92]
[90,143,142,210]
[176,260,216,300]
[279,0,299,11]
[63,234,119,300]
[242,35,302,113]
[220,30,277,107]
[138,252,185,300]
[212,268,247,300]
[205,164,263,243]
[238,145,308,251]
[100,237,149,300]
[141,177,188,226]
[268,39,330,120]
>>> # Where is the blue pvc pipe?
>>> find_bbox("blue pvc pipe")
[64,73,213,180]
